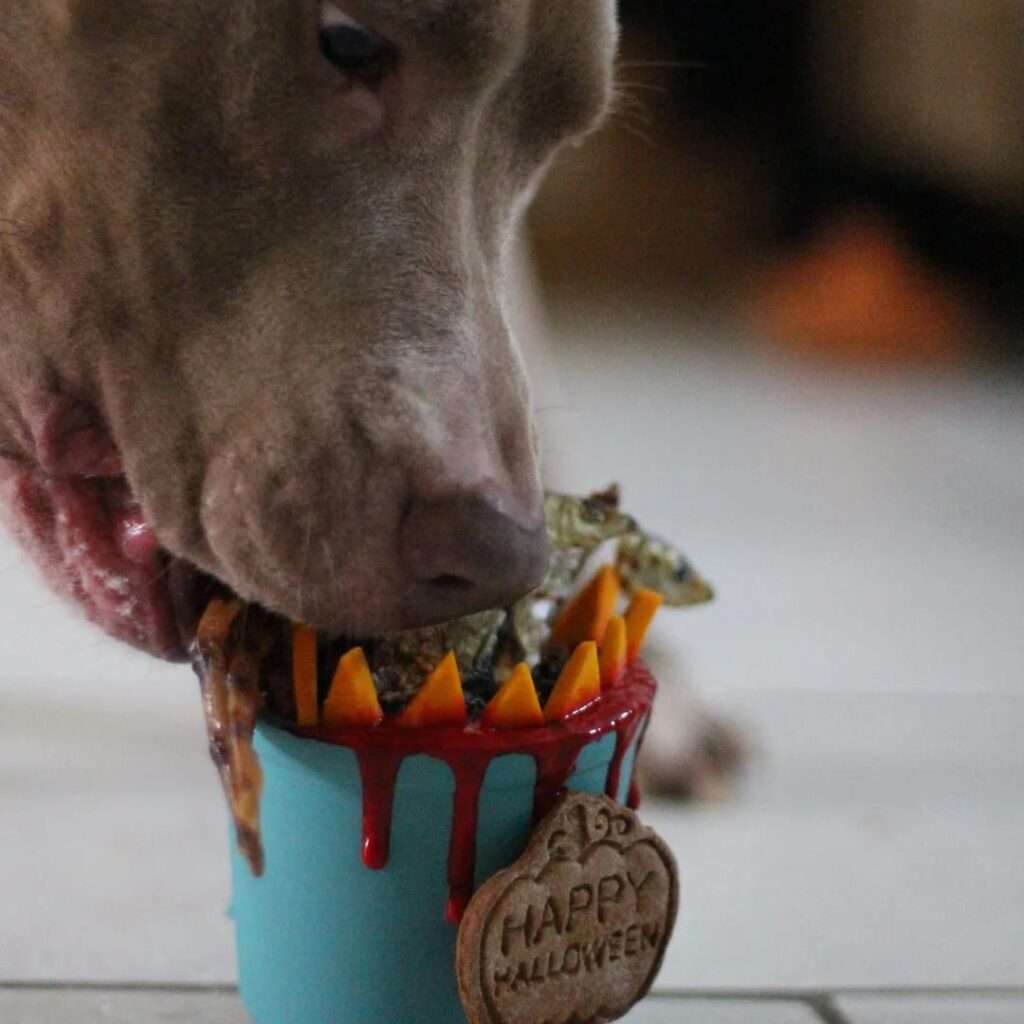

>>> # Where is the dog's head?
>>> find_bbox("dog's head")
[0,1,618,657]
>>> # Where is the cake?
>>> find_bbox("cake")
[187,487,711,1024]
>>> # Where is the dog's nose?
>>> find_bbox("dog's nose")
[399,494,550,625]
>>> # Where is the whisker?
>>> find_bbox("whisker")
[613,106,657,132]
[613,90,653,114]
[617,60,706,71]
[616,118,658,149]
[609,87,656,127]
[616,81,671,96]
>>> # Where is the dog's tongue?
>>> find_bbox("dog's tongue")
[8,467,183,659]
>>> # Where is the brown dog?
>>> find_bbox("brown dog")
[0,2,619,659]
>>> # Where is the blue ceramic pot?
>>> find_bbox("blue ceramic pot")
[230,718,645,1024]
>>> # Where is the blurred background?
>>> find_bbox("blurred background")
[518,0,1024,996]
[2,0,1022,1007]
[532,0,1023,361]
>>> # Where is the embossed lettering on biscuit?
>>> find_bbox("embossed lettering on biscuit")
[457,792,679,1024]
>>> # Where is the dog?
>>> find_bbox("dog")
[0,1,620,657]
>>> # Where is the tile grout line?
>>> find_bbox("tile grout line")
[5,982,1024,1007]
[808,993,853,1024]
[0,981,238,994]
[650,985,1024,1000]
[825,985,1024,999]
[8,983,1024,995]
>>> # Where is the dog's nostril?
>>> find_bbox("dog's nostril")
[400,494,550,624]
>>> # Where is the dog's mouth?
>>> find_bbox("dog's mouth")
[1,398,709,678]
[0,395,231,662]
[6,464,190,659]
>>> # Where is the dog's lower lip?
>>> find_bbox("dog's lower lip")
[1,464,190,659]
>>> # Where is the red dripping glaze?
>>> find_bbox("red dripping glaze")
[626,710,653,810]
[604,712,646,804]
[531,736,591,824]
[627,778,642,811]
[356,749,404,870]
[443,753,489,925]
[294,661,657,924]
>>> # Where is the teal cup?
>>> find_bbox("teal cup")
[229,714,647,1024]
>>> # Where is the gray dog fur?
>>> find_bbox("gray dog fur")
[0,1,619,651]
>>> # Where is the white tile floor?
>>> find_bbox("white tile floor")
[836,994,1024,1024]
[1,312,1022,1019]
[649,689,1024,990]
[0,988,831,1023]
[12,988,1024,1023]
[635,997,822,1023]
[0,988,245,1024]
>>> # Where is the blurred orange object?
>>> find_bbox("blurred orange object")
[624,590,663,663]
[750,212,968,366]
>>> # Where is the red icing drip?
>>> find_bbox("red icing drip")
[627,778,642,811]
[605,713,645,804]
[531,737,590,825]
[443,753,489,925]
[296,662,657,924]
[625,713,653,811]
[357,749,403,870]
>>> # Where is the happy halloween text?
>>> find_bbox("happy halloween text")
[490,869,662,996]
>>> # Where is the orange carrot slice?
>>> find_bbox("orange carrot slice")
[292,624,319,727]
[398,652,467,728]
[323,648,383,729]
[482,663,545,730]
[549,565,621,651]
[544,642,601,721]
[599,615,628,686]
[624,589,663,661]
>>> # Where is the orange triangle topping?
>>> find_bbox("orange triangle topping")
[292,624,319,727]
[624,589,664,661]
[599,615,628,686]
[482,663,545,730]
[323,648,383,729]
[398,652,467,729]
[549,565,621,651]
[544,641,601,721]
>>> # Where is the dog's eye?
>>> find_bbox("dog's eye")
[319,3,396,85]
